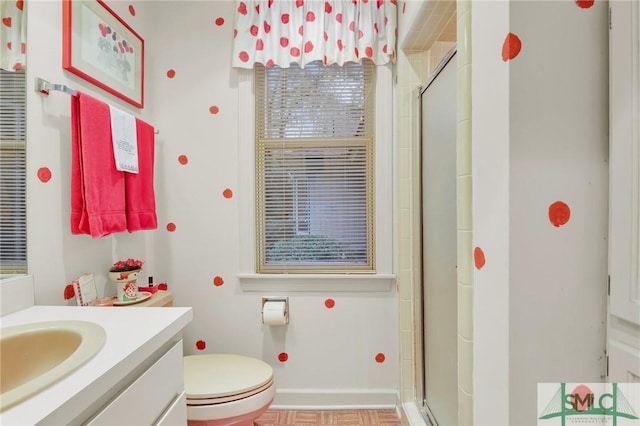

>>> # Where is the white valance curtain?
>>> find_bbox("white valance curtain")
[0,0,27,71]
[232,0,397,68]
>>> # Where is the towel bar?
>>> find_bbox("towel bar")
[35,77,159,135]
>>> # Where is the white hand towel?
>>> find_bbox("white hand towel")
[109,105,138,174]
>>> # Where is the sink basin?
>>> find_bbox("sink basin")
[0,320,106,411]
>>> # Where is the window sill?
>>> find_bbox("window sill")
[237,273,396,292]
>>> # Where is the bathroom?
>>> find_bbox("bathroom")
[2,0,639,425]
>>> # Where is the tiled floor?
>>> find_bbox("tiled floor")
[254,409,402,426]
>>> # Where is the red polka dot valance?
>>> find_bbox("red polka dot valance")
[232,0,397,68]
[1,0,27,71]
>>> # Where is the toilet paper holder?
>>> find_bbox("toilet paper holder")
[261,296,289,324]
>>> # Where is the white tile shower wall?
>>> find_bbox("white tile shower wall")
[396,3,474,422]
[429,42,456,75]
[456,3,473,423]
[395,48,420,403]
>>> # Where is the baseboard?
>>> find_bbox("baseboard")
[271,388,399,410]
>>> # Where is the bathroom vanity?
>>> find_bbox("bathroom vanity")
[0,304,192,425]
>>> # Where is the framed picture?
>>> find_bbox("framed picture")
[62,0,144,108]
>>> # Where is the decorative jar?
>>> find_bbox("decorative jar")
[109,269,141,302]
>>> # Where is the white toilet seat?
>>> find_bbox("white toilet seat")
[184,354,274,399]
[186,380,275,421]
[184,354,275,423]
[187,378,274,405]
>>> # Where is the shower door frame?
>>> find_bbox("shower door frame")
[417,47,458,426]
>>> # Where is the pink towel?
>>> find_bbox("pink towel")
[70,94,87,235]
[125,118,158,231]
[70,92,126,237]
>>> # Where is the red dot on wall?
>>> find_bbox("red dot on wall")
[37,167,52,183]
[278,352,289,362]
[166,69,176,79]
[128,5,136,16]
[215,17,225,26]
[166,222,177,232]
[575,0,595,8]
[324,298,335,309]
[548,201,571,227]
[502,32,522,62]
[223,188,233,199]
[474,247,486,270]
[375,353,386,363]
[209,105,220,115]
[63,284,75,300]
[213,276,224,286]
[196,340,206,350]
[178,155,188,165]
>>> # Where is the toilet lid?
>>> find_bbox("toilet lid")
[184,354,274,399]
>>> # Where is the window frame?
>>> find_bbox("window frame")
[0,68,27,277]
[237,63,395,292]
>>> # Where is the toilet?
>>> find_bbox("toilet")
[184,354,275,426]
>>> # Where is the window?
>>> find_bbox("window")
[255,61,375,274]
[0,69,27,275]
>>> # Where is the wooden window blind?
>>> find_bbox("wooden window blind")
[0,69,27,275]
[255,60,375,273]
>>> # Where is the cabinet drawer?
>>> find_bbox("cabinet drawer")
[88,340,184,425]
[155,391,186,425]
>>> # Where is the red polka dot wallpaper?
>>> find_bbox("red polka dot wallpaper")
[548,201,571,228]
[17,2,614,418]
[33,0,620,414]
[471,2,610,423]
[129,1,399,398]
[501,32,522,62]
[22,0,620,413]
[37,167,52,183]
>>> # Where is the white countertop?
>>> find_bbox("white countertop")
[0,305,193,425]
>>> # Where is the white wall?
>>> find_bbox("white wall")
[473,1,609,425]
[508,2,608,425]
[472,1,511,424]
[25,0,154,305]
[22,0,399,407]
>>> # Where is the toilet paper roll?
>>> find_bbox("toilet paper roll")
[262,301,288,325]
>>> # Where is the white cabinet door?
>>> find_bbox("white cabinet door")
[610,0,640,326]
[608,0,640,382]
[87,341,185,425]
[155,391,187,426]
